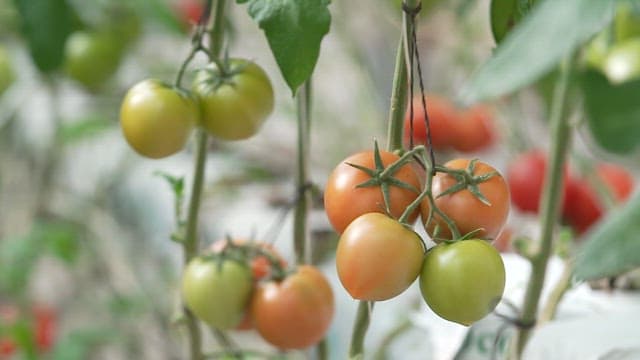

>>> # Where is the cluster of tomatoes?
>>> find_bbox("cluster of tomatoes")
[507,149,635,235]
[584,2,640,84]
[0,304,56,357]
[119,58,274,158]
[403,95,496,154]
[181,239,334,349]
[324,147,509,326]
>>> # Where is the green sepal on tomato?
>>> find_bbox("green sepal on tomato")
[120,79,198,159]
[324,149,421,234]
[420,239,506,326]
[192,59,274,141]
[336,213,425,301]
[182,256,253,330]
[421,159,510,242]
[251,265,334,350]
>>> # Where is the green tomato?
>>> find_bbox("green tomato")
[192,58,274,140]
[603,38,640,84]
[64,30,123,90]
[0,46,15,96]
[120,79,198,159]
[182,257,253,329]
[420,239,505,326]
[615,2,640,42]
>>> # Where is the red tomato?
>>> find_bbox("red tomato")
[421,159,510,241]
[563,163,634,234]
[251,266,334,349]
[404,95,458,150]
[507,150,570,214]
[33,306,56,352]
[336,213,425,301]
[176,0,204,28]
[493,226,513,253]
[324,150,422,234]
[0,338,15,357]
[450,105,496,153]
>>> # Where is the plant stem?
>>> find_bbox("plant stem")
[349,301,373,359]
[513,56,574,357]
[181,1,227,359]
[386,35,408,152]
[349,2,420,358]
[538,260,573,324]
[293,80,312,265]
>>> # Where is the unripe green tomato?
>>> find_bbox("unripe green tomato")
[120,79,198,159]
[603,38,640,84]
[0,46,15,96]
[615,2,640,42]
[182,257,253,329]
[420,239,505,326]
[192,59,274,140]
[64,30,123,90]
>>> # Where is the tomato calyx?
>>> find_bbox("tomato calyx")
[207,237,289,282]
[434,159,498,206]
[195,59,253,93]
[348,141,420,217]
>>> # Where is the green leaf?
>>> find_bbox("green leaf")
[240,0,331,95]
[460,0,615,103]
[39,222,81,264]
[575,190,640,281]
[579,70,640,154]
[13,0,74,72]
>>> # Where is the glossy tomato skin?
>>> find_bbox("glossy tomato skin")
[336,213,424,301]
[192,59,274,140]
[450,105,496,153]
[421,159,510,241]
[64,31,123,90]
[251,265,334,350]
[120,79,198,159]
[182,257,253,329]
[404,95,458,150]
[563,164,634,234]
[420,239,505,326]
[324,150,421,234]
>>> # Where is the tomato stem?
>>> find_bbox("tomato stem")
[349,301,374,359]
[513,55,574,357]
[293,80,312,265]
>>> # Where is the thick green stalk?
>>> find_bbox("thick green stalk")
[182,1,227,359]
[513,56,574,356]
[350,1,420,358]
[293,80,312,265]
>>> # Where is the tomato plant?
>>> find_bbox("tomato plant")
[336,213,424,301]
[120,79,198,159]
[182,257,253,329]
[420,239,505,326]
[251,265,334,349]
[0,46,14,96]
[64,31,123,90]
[192,58,274,140]
[450,105,496,153]
[421,159,510,241]
[563,163,634,234]
[404,95,458,150]
[324,149,421,234]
